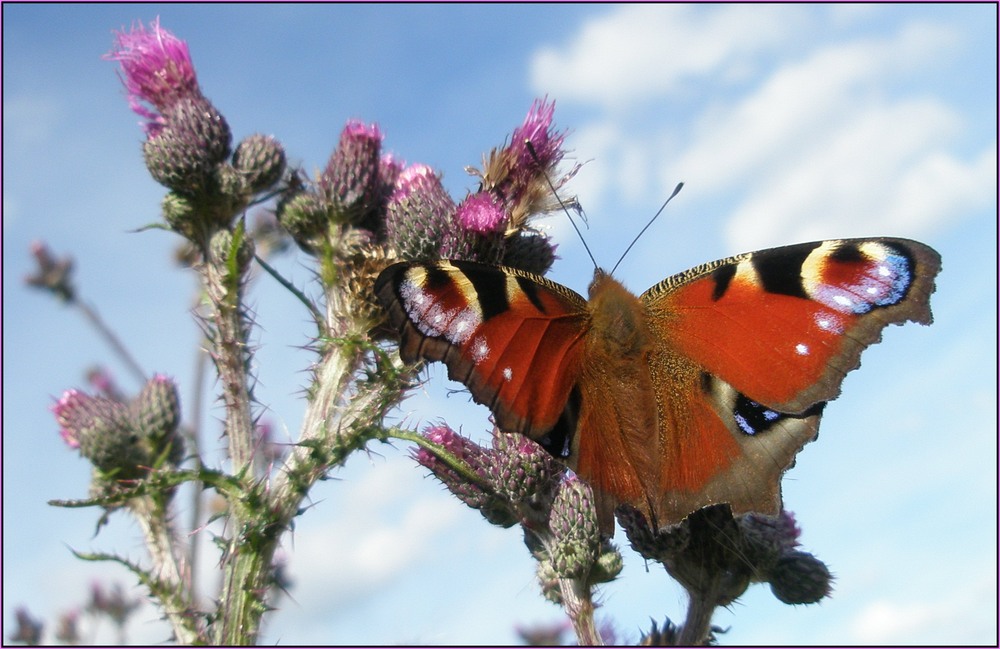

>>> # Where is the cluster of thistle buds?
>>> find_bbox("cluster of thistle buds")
[276,97,572,273]
[269,98,574,329]
[106,18,286,245]
[414,425,623,600]
[618,502,833,608]
[108,19,577,336]
[53,374,184,496]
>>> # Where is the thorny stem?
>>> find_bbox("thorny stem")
[203,245,254,473]
[131,495,201,644]
[202,230,262,644]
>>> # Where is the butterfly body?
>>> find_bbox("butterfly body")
[376,238,940,533]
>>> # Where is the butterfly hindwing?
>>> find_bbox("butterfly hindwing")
[375,260,591,448]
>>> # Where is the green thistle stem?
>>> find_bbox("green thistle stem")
[558,576,601,645]
[130,494,202,644]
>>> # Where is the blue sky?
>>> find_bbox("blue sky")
[3,4,996,645]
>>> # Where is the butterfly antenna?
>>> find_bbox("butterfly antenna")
[610,182,684,276]
[525,140,600,271]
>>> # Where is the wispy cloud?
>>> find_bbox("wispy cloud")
[531,6,992,252]
[531,5,810,108]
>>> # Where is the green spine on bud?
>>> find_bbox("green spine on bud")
[502,232,557,275]
[232,134,286,193]
[161,192,199,239]
[535,558,564,605]
[142,95,231,195]
[590,546,624,583]
[215,164,248,200]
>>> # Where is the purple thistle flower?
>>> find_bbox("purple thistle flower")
[454,192,507,234]
[52,389,87,449]
[510,96,565,172]
[105,17,199,135]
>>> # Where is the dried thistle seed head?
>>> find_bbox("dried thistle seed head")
[338,243,398,327]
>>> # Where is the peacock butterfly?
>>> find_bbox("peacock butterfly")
[375,237,940,533]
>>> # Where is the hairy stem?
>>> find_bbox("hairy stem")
[131,495,201,644]
[559,577,602,645]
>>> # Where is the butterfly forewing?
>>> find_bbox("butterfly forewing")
[641,238,941,413]
[375,260,592,439]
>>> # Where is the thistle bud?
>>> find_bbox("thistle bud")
[233,134,286,194]
[488,432,560,516]
[209,228,254,276]
[141,94,231,195]
[53,390,146,478]
[548,477,601,579]
[277,191,330,252]
[321,120,382,224]
[502,232,557,275]
[383,164,455,260]
[441,192,507,263]
[131,375,183,466]
[768,550,833,604]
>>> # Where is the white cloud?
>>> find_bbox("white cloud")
[531,5,810,108]
[282,458,462,609]
[533,10,984,250]
[850,573,997,644]
[721,98,984,248]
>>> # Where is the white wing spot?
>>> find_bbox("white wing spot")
[503,367,513,381]
[795,343,809,356]
[471,337,490,364]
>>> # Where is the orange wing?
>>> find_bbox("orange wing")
[375,260,591,455]
[639,238,941,526]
